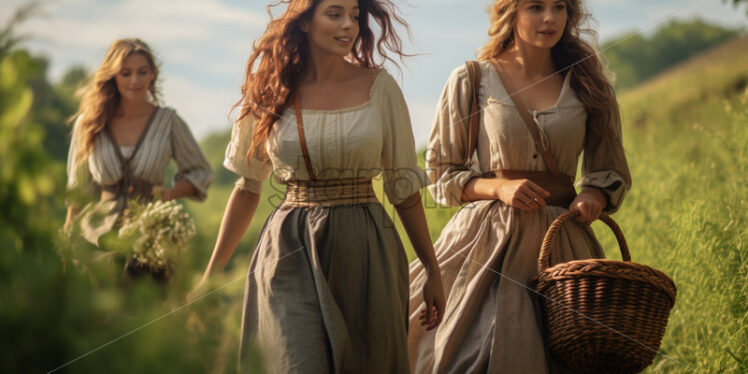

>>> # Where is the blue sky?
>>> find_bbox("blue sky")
[1,0,746,145]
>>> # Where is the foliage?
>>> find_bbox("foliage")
[199,130,236,185]
[603,19,740,91]
[604,36,748,373]
[0,1,87,162]
[725,0,748,15]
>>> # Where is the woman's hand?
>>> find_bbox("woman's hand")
[152,185,174,201]
[495,178,551,211]
[64,206,79,234]
[160,187,174,201]
[392,193,446,330]
[569,187,607,224]
[153,181,196,201]
[187,276,210,302]
[418,266,446,331]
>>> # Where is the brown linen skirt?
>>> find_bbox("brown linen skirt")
[239,202,410,374]
[408,200,604,374]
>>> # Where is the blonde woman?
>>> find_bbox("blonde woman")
[192,0,445,372]
[65,39,212,247]
[408,0,631,372]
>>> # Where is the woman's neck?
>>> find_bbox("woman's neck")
[302,49,352,85]
[502,42,555,78]
[116,98,154,117]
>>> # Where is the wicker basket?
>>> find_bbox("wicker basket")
[535,211,677,374]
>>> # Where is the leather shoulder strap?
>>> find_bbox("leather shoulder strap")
[465,60,481,166]
[294,93,317,181]
[493,62,562,176]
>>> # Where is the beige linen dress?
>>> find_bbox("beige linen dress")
[408,61,631,373]
[225,70,429,373]
[66,107,213,245]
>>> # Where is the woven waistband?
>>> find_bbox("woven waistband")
[284,178,379,207]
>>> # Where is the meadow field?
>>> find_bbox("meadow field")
[1,25,746,374]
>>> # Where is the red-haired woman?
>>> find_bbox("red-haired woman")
[408,0,631,372]
[192,0,445,372]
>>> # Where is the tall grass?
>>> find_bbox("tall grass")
[592,36,748,373]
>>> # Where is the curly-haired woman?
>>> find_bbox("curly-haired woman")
[192,1,445,372]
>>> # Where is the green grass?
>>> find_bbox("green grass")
[24,36,746,373]
[592,36,748,373]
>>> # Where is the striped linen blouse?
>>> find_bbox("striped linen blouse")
[66,107,213,201]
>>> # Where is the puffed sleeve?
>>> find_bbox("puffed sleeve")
[66,117,92,194]
[170,111,214,201]
[577,113,632,213]
[379,72,429,206]
[426,65,482,206]
[223,114,272,194]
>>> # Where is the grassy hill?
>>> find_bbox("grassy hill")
[598,36,748,373]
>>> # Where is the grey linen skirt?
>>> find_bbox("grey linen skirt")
[239,202,410,373]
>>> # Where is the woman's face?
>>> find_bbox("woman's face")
[302,0,360,57]
[114,53,155,102]
[513,0,568,49]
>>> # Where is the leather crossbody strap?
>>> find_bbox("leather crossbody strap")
[492,61,563,177]
[294,92,317,181]
[464,60,564,177]
[465,60,482,167]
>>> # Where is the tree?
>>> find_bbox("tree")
[603,19,739,90]
[726,0,748,15]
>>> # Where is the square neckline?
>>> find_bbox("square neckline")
[297,69,386,114]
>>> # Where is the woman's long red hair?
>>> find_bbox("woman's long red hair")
[236,0,409,159]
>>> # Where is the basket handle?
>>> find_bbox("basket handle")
[538,210,631,273]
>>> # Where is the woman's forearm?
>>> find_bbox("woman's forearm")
[394,193,439,272]
[64,206,80,230]
[202,187,261,277]
[163,180,197,200]
[461,177,500,202]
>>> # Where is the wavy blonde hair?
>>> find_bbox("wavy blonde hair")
[479,0,620,141]
[71,38,160,165]
[236,0,408,159]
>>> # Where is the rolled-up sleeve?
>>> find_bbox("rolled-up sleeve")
[577,113,632,213]
[426,65,482,206]
[223,115,272,194]
[171,113,214,201]
[379,73,429,206]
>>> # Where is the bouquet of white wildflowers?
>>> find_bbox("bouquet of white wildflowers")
[118,199,196,280]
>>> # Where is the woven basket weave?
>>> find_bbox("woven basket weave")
[535,211,677,374]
